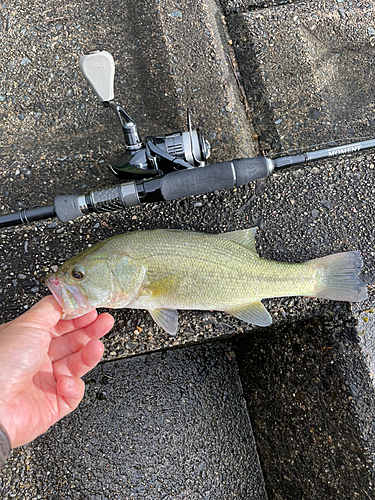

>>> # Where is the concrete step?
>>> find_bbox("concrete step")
[224,0,375,153]
[0,341,267,499]
[222,1,375,498]
[0,0,255,161]
[235,319,375,499]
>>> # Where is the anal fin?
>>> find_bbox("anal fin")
[226,301,272,327]
[149,308,179,335]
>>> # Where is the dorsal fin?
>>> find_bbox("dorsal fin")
[218,228,258,254]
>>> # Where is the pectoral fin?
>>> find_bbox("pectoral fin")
[226,301,272,327]
[146,275,179,298]
[149,308,179,335]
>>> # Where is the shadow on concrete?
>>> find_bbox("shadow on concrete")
[235,317,375,499]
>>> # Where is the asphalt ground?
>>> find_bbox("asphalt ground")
[236,314,375,499]
[0,0,267,497]
[1,0,375,498]
[0,0,254,158]
[223,2,375,495]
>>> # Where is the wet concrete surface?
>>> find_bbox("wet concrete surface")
[222,2,375,495]
[236,318,375,499]
[0,342,267,500]
[0,0,255,160]
[1,0,375,498]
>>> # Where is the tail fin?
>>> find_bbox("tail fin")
[312,251,368,302]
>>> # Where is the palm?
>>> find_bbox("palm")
[0,296,114,448]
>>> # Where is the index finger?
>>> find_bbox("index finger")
[49,312,114,362]
[50,310,99,337]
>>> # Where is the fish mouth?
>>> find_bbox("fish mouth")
[45,274,95,320]
[46,275,64,307]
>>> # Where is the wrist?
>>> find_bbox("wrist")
[0,421,11,467]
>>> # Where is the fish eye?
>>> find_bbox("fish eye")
[71,265,85,280]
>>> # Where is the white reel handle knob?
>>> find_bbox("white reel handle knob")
[79,50,115,102]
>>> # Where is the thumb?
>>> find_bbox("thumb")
[0,297,63,395]
[0,296,63,372]
[12,296,62,331]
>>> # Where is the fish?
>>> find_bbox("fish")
[45,228,368,334]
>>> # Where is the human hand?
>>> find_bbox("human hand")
[0,295,114,449]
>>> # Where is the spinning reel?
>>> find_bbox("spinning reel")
[79,51,211,179]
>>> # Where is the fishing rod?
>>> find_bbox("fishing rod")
[1,51,374,229]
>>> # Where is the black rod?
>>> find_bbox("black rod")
[0,205,56,228]
[274,138,375,170]
[0,137,374,229]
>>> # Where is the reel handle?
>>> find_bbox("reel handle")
[79,51,115,102]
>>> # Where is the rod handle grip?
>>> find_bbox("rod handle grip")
[160,157,274,200]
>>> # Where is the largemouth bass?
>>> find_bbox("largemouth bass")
[45,228,367,334]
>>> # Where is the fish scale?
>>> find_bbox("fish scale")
[45,228,367,334]
[116,231,315,306]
